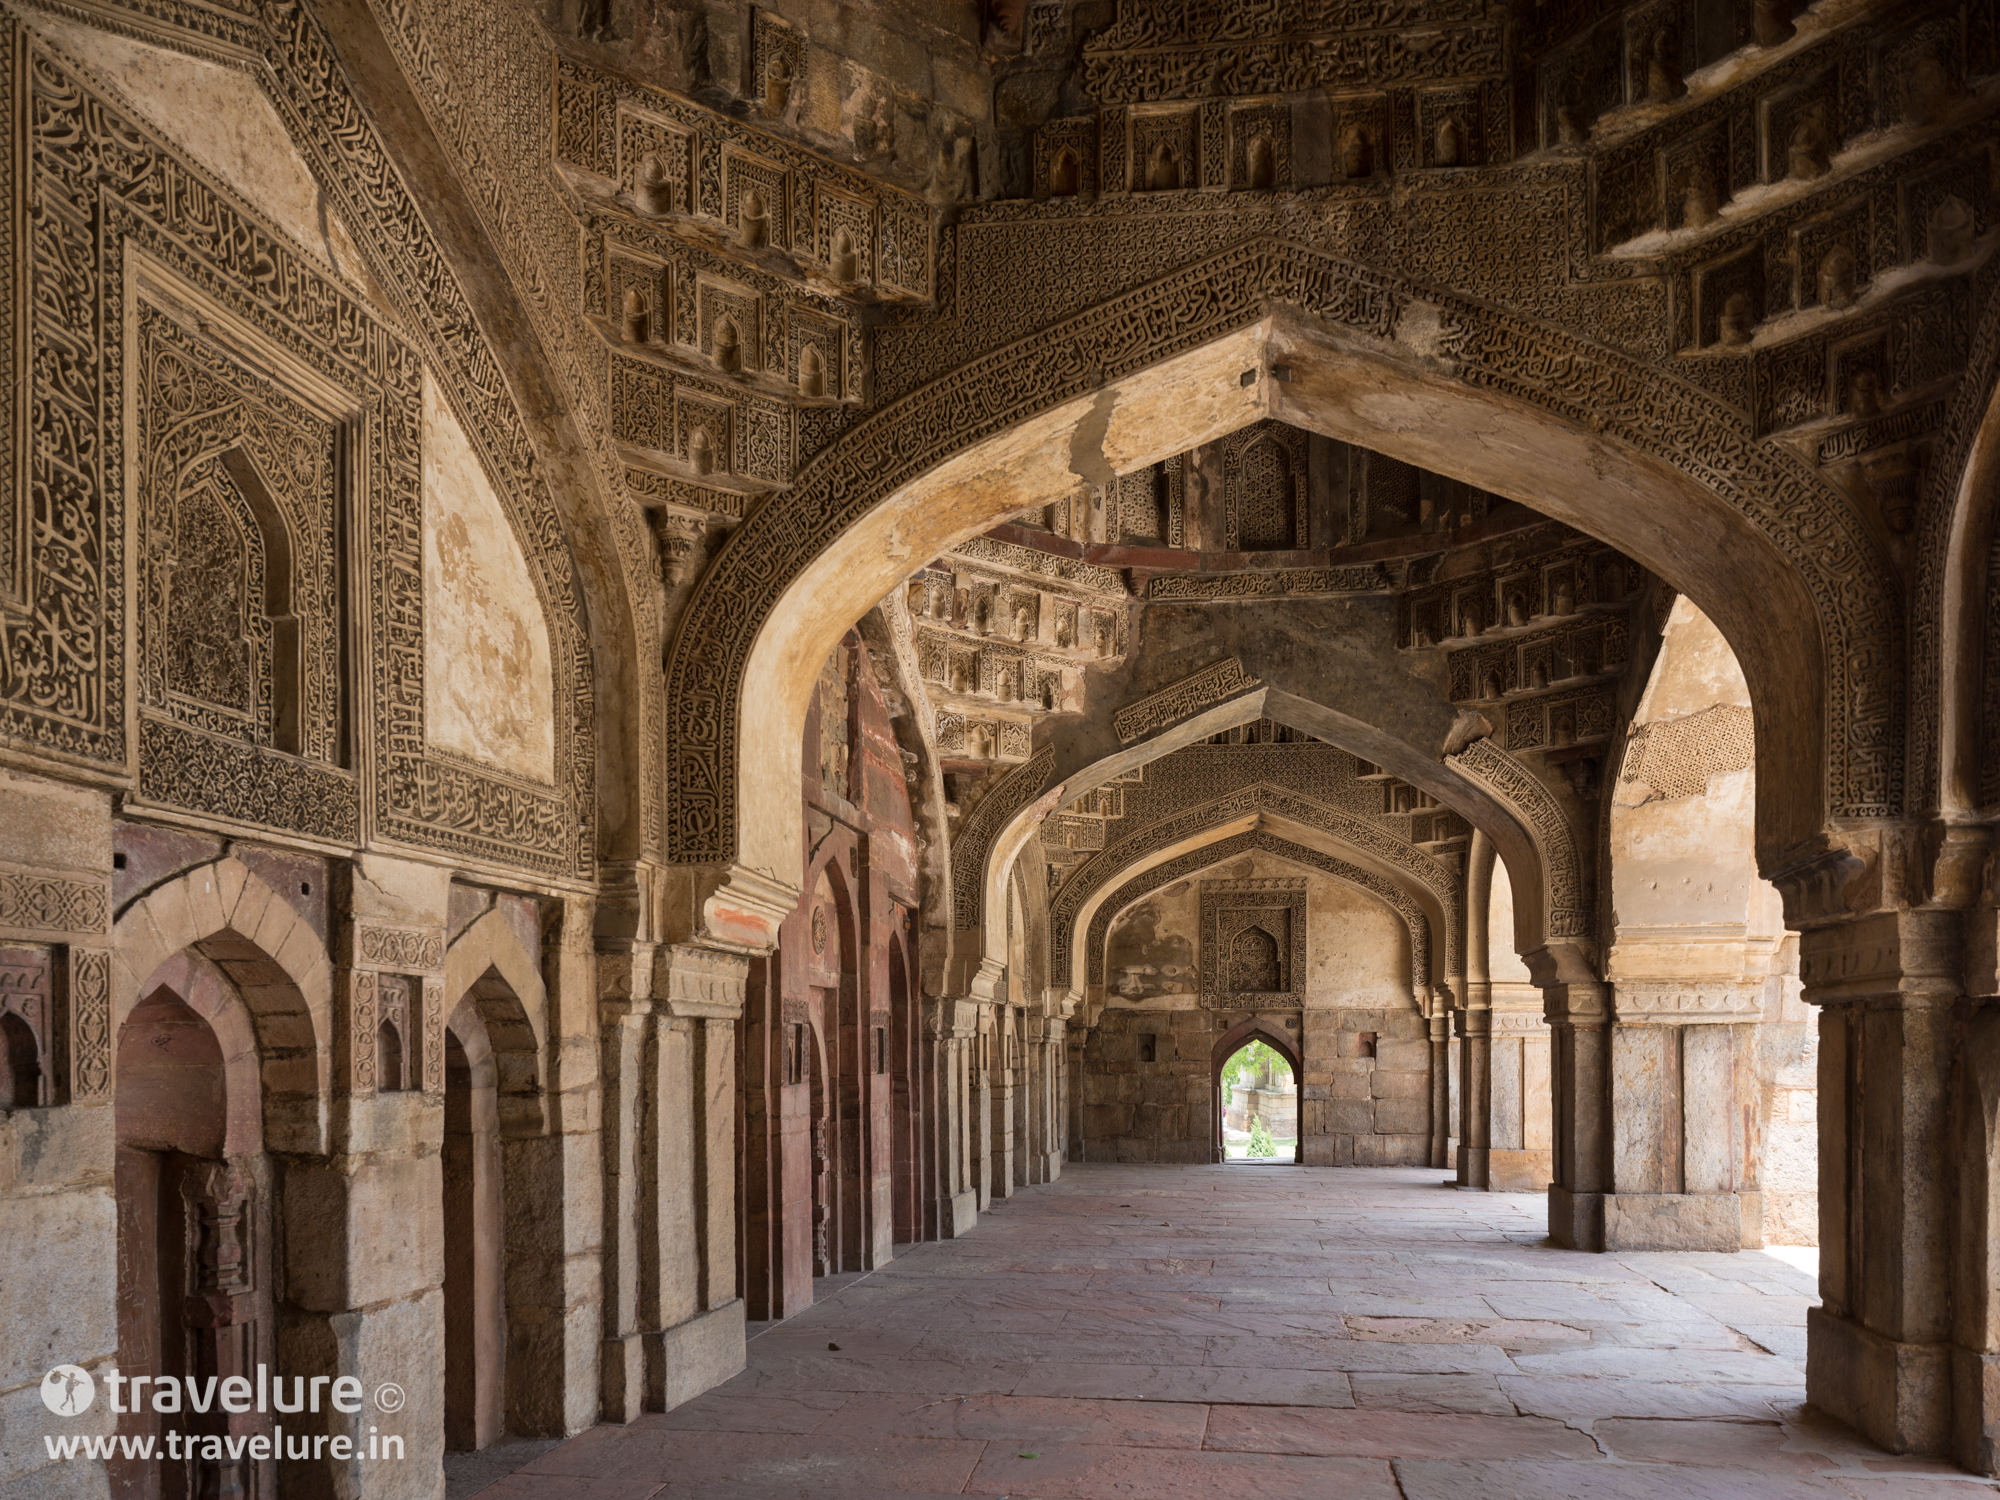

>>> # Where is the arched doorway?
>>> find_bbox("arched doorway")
[1211,1021,1302,1165]
[113,964,272,1500]
[442,1006,503,1452]
[1601,599,1812,1250]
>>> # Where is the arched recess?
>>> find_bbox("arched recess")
[442,995,504,1453]
[1209,1016,1303,1164]
[249,0,635,867]
[1046,783,1461,996]
[1082,828,1435,1016]
[114,957,276,1498]
[443,908,550,1137]
[964,682,1558,995]
[113,857,331,1154]
[1911,288,2000,817]
[666,240,1893,925]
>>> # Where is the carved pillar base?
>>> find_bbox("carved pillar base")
[600,1334,647,1426]
[1810,1304,1952,1456]
[643,1300,747,1413]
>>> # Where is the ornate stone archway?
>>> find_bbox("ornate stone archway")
[666,243,1897,931]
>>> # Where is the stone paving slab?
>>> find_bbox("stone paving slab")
[455,1165,1999,1498]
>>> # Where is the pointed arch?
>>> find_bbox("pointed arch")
[1048,782,1461,991]
[666,240,1890,936]
[1210,1017,1302,1164]
[1084,828,1434,1012]
[444,907,549,1137]
[113,857,330,1154]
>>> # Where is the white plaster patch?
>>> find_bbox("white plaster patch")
[421,375,556,784]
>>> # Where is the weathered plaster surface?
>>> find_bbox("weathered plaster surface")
[1105,886,1197,1005]
[422,375,557,784]
[1103,851,1408,1010]
[25,17,372,289]
[1488,858,1533,985]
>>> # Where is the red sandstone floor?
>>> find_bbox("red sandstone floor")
[452,1165,1998,1498]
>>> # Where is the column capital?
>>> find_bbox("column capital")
[1797,907,1967,1007]
[657,862,800,953]
[1522,940,1599,988]
[657,941,752,1020]
[925,996,980,1039]
[1769,819,1994,932]
[1609,981,1764,1025]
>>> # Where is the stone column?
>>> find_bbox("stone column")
[990,1013,1017,1199]
[1531,942,1610,1251]
[1426,990,1451,1170]
[595,940,653,1425]
[1047,1015,1068,1179]
[1455,999,1492,1189]
[974,1012,995,1210]
[1024,1011,1063,1183]
[924,996,979,1236]
[1796,904,1959,1457]
[645,942,748,1410]
[1955,837,2000,1473]
[507,894,602,1438]
[1066,1031,1086,1161]
[1457,832,1495,1188]
[965,956,1005,1211]
[281,856,451,1500]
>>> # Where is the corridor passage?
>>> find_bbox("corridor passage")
[458,1167,1992,1498]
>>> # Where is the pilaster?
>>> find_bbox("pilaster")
[1530,941,1608,1251]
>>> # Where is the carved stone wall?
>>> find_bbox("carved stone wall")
[1620,704,1757,803]
[1,11,596,878]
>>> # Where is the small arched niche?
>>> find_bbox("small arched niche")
[1051,147,1081,197]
